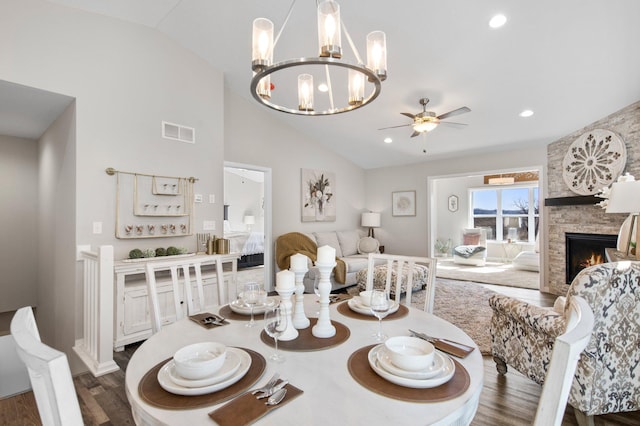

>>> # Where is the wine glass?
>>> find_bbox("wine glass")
[264,304,287,363]
[370,289,391,341]
[242,282,262,327]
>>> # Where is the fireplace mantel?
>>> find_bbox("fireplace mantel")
[544,195,599,206]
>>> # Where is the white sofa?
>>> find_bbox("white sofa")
[275,230,383,293]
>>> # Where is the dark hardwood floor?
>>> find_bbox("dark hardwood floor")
[2,284,638,425]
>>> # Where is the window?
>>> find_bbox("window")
[471,185,539,242]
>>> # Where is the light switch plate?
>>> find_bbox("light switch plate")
[195,194,203,203]
[209,194,215,203]
[203,220,215,231]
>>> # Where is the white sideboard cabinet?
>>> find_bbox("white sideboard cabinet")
[113,253,239,351]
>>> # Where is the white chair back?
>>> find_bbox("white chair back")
[10,307,83,426]
[144,258,207,334]
[533,296,594,426]
[364,253,437,313]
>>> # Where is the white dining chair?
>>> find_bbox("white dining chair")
[533,296,594,426]
[144,258,209,334]
[364,253,437,313]
[10,307,83,426]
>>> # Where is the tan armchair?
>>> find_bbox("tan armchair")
[489,261,640,424]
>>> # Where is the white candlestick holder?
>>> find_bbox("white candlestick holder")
[312,261,336,338]
[291,266,310,329]
[275,285,299,341]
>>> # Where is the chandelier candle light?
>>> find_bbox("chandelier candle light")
[275,270,299,341]
[251,0,387,115]
[289,253,310,329]
[312,245,337,338]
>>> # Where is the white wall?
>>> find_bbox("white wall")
[364,145,547,257]
[0,135,38,312]
[0,0,224,373]
[224,88,367,240]
[433,175,484,248]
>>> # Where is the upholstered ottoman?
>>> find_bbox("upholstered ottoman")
[355,263,429,296]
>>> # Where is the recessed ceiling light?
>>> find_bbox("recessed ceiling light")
[519,109,534,118]
[318,83,329,92]
[489,14,507,29]
[384,137,392,144]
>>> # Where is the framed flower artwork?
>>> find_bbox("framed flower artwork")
[392,190,416,217]
[301,168,336,222]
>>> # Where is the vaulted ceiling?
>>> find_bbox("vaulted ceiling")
[37,0,640,169]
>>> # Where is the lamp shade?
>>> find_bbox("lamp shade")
[605,181,640,213]
[361,212,381,228]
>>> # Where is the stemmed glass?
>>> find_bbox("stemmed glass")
[242,282,265,327]
[264,304,287,363]
[370,289,391,341]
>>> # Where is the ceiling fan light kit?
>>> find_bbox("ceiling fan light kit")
[250,0,387,115]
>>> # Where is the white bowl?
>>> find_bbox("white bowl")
[358,290,374,307]
[384,336,435,372]
[173,342,227,380]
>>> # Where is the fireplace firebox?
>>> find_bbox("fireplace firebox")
[565,233,617,284]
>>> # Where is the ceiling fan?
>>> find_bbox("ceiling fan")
[379,98,471,138]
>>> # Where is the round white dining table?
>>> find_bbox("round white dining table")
[125,296,484,426]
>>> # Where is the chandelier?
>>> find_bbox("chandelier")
[251,0,387,115]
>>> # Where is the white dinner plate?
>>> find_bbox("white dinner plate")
[228,296,278,315]
[163,349,242,388]
[368,345,455,388]
[157,347,251,396]
[347,297,400,316]
[376,346,446,380]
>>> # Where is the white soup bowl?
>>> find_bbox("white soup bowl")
[385,336,435,371]
[173,342,227,380]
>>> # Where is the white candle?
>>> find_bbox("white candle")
[276,269,296,289]
[317,245,336,264]
[290,253,308,271]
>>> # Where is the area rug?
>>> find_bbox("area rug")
[436,258,539,290]
[413,278,495,355]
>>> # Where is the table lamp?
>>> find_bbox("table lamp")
[361,212,381,238]
[605,180,640,259]
[243,215,255,232]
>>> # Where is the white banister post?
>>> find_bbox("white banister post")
[73,245,119,377]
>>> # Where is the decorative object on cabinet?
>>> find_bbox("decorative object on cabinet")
[392,190,416,216]
[301,168,336,222]
[106,168,196,239]
[448,195,458,212]
[561,129,626,195]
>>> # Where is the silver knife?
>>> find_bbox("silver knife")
[408,329,475,357]
[256,380,289,399]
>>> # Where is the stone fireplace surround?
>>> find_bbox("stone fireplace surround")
[545,101,640,295]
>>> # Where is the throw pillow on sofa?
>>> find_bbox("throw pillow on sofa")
[314,232,343,258]
[337,230,361,256]
[357,237,379,254]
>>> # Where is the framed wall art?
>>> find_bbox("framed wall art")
[392,190,416,217]
[301,168,336,222]
[448,195,459,212]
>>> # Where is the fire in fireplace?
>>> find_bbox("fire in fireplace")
[565,233,617,284]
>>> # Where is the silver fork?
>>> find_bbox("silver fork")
[250,373,280,395]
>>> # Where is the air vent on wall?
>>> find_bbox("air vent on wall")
[162,121,195,144]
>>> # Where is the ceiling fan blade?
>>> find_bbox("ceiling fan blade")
[437,106,471,120]
[400,112,416,119]
[410,130,422,138]
[438,121,468,126]
[378,123,413,130]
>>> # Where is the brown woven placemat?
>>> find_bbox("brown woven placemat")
[208,382,304,426]
[138,347,266,410]
[260,318,350,351]
[336,300,409,321]
[347,345,470,403]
